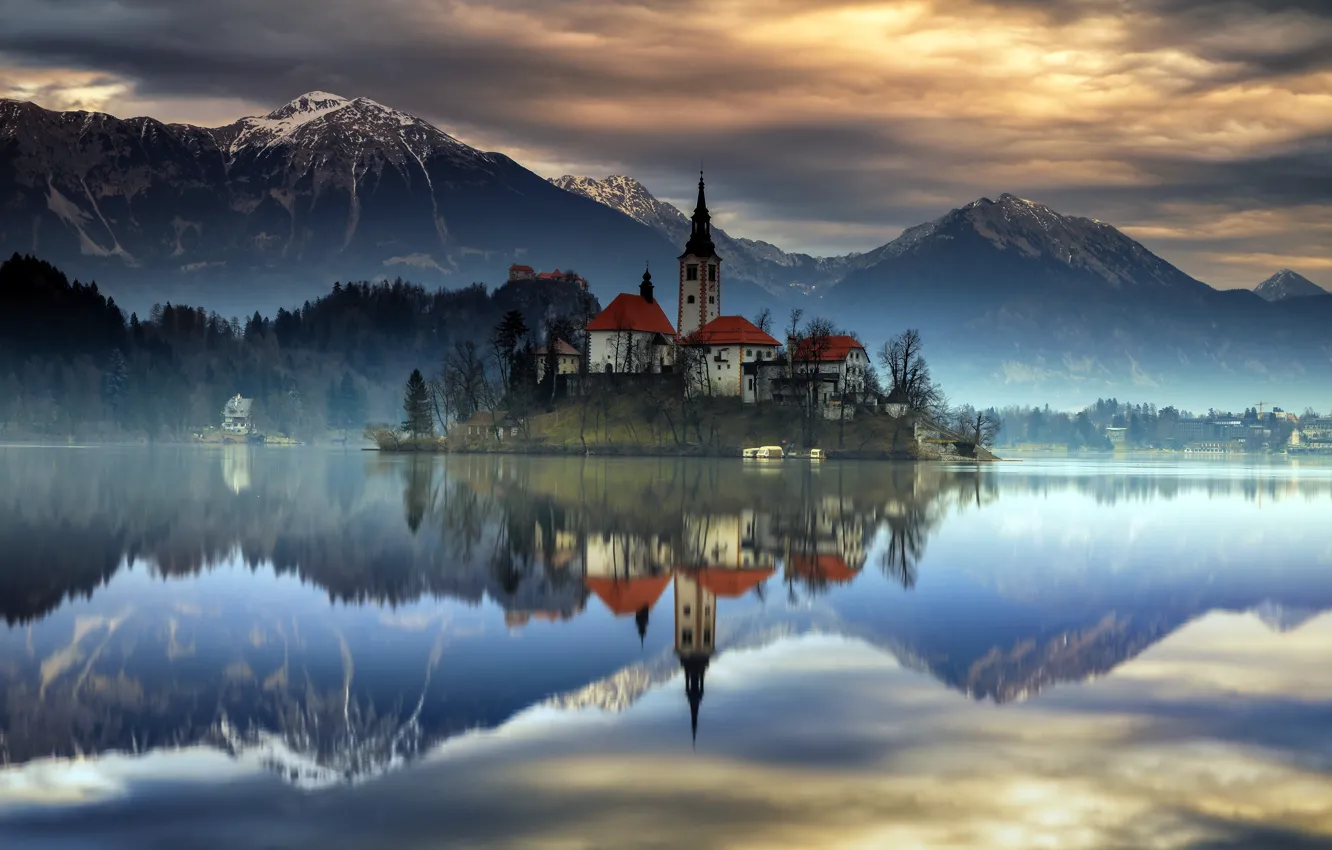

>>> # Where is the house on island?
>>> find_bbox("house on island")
[584,268,677,374]
[762,334,869,407]
[221,394,253,434]
[535,339,582,382]
[681,316,781,402]
[458,409,525,441]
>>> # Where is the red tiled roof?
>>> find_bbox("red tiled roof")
[791,334,865,362]
[788,554,859,584]
[509,264,534,273]
[586,575,672,616]
[536,339,579,357]
[585,293,676,335]
[687,316,781,347]
[695,567,775,598]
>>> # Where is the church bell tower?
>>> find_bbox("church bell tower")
[677,173,722,339]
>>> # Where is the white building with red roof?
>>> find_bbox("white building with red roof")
[682,315,781,402]
[777,333,871,406]
[584,268,677,373]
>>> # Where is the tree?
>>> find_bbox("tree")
[327,371,365,435]
[491,309,529,394]
[952,404,1000,451]
[101,349,129,421]
[878,329,943,416]
[402,369,433,440]
[753,307,773,336]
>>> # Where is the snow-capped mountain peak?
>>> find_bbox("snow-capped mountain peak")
[218,91,472,162]
[1254,268,1325,301]
[549,174,689,234]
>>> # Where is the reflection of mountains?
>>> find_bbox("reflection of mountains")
[5,447,1332,785]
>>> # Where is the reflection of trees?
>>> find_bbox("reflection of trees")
[24,447,1312,627]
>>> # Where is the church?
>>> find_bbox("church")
[582,174,780,400]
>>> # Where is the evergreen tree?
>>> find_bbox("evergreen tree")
[402,369,432,439]
[101,349,129,420]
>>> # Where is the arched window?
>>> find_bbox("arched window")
[708,265,717,282]
[687,295,695,304]
[708,296,715,304]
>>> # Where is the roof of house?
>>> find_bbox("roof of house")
[791,334,865,362]
[694,566,775,598]
[585,293,676,335]
[787,554,858,584]
[687,316,781,347]
[508,264,534,273]
[222,396,253,416]
[536,338,580,357]
[585,575,672,617]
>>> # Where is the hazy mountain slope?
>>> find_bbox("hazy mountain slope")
[824,194,1332,407]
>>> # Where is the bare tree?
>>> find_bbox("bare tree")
[753,307,773,336]
[878,329,943,416]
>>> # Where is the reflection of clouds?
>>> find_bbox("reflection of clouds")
[7,625,1332,849]
[1102,612,1332,701]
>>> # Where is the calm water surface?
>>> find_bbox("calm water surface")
[2,447,1332,849]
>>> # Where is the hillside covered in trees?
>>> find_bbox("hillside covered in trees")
[0,254,598,440]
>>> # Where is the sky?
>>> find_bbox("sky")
[1,0,1329,290]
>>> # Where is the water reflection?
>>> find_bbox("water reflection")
[1,448,1332,806]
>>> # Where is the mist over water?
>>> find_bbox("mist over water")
[3,447,1332,848]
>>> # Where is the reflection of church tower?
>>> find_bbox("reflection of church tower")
[677,173,722,339]
[674,572,716,742]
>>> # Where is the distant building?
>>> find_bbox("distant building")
[535,338,581,381]
[221,394,253,434]
[1105,426,1128,446]
[508,264,588,291]
[681,316,781,402]
[584,269,677,373]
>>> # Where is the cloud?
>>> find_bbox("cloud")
[6,629,1332,849]
[0,0,1328,287]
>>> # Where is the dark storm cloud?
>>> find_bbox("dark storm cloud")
[0,0,1329,285]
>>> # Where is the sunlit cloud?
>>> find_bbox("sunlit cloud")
[0,0,1328,286]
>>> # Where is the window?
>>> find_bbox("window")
[686,264,698,281]
[748,378,754,390]
[708,296,715,304]
[683,605,691,616]
[686,294,695,304]
[708,265,717,282]
[746,349,753,357]
[703,629,712,645]
[682,628,694,647]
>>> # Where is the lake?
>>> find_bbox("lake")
[2,446,1332,849]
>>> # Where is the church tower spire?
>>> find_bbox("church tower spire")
[674,571,716,745]
[677,171,723,339]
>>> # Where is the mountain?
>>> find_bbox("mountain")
[0,93,705,315]
[1253,268,1325,301]
[824,194,1332,407]
[549,174,875,297]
